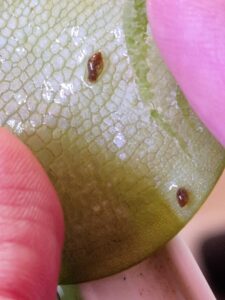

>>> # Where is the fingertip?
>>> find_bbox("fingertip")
[147,0,225,147]
[0,128,64,299]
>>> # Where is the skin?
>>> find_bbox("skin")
[147,0,225,148]
[0,128,64,299]
[0,0,224,299]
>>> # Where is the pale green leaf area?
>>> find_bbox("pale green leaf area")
[0,0,224,283]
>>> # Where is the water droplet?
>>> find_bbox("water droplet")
[119,152,127,160]
[42,80,54,102]
[14,92,27,105]
[15,47,27,58]
[71,26,86,47]
[6,119,24,134]
[7,119,16,129]
[60,82,74,96]
[113,132,126,148]
[112,27,123,44]
[169,183,178,191]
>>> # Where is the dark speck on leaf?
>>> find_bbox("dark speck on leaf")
[87,52,104,83]
[177,188,189,207]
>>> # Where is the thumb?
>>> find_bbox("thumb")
[147,0,225,147]
[0,128,64,300]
